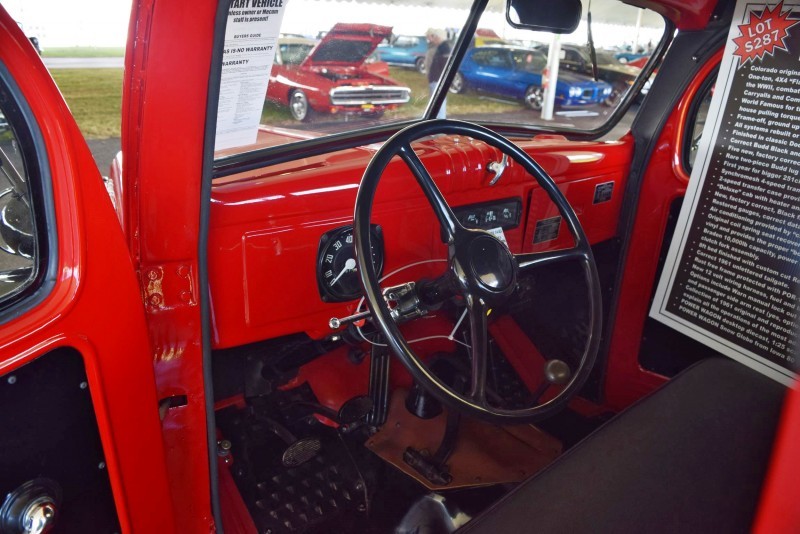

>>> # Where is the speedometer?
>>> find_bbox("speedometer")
[316,225,384,302]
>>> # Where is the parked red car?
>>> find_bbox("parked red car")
[267,23,411,121]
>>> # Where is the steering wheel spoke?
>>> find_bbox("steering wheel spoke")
[515,247,587,273]
[397,144,460,243]
[466,295,489,404]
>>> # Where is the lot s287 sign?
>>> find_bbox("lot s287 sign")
[651,0,800,385]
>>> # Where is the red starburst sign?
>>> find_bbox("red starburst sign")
[732,2,800,65]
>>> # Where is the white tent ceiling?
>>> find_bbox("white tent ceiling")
[368,0,666,28]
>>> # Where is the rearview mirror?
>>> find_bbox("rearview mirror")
[506,0,582,33]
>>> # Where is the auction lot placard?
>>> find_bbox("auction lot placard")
[651,0,800,385]
[215,0,289,151]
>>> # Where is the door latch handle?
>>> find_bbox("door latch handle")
[487,154,509,186]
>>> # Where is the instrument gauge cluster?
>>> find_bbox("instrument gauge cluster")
[316,225,384,302]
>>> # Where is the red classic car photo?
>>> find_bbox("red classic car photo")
[267,23,411,121]
[0,0,798,533]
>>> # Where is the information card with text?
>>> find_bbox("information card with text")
[215,0,289,151]
[651,0,800,384]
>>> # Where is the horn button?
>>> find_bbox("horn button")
[466,235,516,297]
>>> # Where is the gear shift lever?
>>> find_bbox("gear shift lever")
[531,359,572,402]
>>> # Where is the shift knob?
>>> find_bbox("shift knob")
[544,360,572,385]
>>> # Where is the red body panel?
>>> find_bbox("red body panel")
[208,135,631,348]
[636,0,717,30]
[0,8,175,533]
[119,1,216,530]
[603,50,723,410]
[627,56,650,69]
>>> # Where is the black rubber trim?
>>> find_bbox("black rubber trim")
[596,4,736,396]
[199,0,229,531]
[681,66,719,173]
[0,62,57,324]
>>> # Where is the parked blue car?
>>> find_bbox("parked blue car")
[377,35,428,73]
[451,46,613,110]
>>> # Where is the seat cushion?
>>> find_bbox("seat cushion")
[460,358,786,534]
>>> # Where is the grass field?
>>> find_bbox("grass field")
[51,69,123,138]
[50,65,522,139]
[43,47,125,58]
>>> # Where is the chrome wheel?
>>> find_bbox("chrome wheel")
[449,72,466,94]
[415,57,426,74]
[524,86,543,111]
[289,90,310,121]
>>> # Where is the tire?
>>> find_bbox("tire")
[415,57,426,74]
[603,90,623,107]
[524,86,543,110]
[449,72,466,94]
[289,89,312,121]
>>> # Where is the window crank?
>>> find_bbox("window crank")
[487,154,509,186]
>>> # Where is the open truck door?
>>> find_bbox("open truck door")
[0,9,176,534]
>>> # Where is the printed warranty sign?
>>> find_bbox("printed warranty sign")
[215,0,289,151]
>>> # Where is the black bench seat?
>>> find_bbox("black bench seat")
[460,358,786,533]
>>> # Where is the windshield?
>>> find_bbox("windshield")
[311,40,375,64]
[213,0,665,159]
[511,50,547,72]
[279,42,314,65]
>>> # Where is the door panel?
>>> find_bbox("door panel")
[604,49,724,409]
[0,8,175,533]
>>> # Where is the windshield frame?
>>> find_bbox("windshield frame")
[210,0,673,180]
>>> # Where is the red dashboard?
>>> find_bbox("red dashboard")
[208,133,633,349]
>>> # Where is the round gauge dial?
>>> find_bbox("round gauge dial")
[317,225,384,302]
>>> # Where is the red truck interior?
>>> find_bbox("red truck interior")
[0,0,796,532]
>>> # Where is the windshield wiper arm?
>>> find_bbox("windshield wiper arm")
[587,0,599,81]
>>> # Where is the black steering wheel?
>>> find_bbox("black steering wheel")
[354,120,602,424]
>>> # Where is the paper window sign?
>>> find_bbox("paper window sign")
[215,0,289,151]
